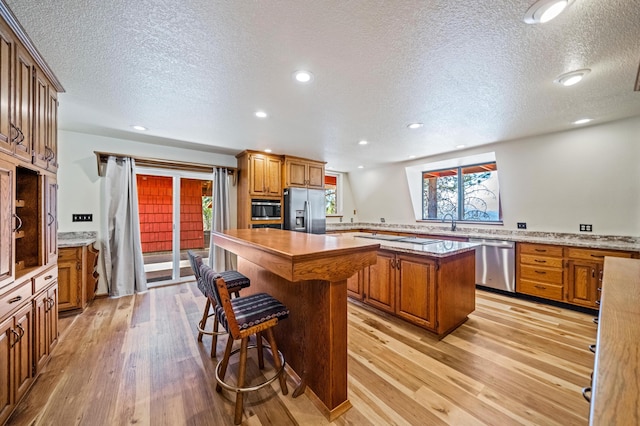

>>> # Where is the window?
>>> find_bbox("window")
[422,162,501,222]
[325,174,338,215]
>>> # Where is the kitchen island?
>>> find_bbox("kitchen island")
[211,228,380,420]
[212,228,479,420]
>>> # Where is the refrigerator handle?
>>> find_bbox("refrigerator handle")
[304,200,311,233]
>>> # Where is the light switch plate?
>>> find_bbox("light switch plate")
[579,224,592,232]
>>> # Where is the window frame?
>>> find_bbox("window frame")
[325,172,342,217]
[421,161,502,223]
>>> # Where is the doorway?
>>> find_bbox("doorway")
[135,168,213,286]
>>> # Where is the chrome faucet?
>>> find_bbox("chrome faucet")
[442,213,456,231]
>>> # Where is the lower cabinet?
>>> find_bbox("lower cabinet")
[58,244,99,314]
[516,243,637,309]
[0,303,33,425]
[350,249,476,336]
[34,283,58,373]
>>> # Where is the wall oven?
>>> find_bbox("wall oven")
[250,223,282,229]
[251,199,281,221]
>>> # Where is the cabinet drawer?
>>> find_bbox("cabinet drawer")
[519,243,563,257]
[0,280,32,319]
[58,247,80,262]
[518,279,563,301]
[33,266,58,294]
[520,254,564,268]
[520,264,563,284]
[565,247,634,262]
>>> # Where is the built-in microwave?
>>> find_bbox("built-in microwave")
[251,199,281,220]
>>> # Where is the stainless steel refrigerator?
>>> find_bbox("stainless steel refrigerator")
[283,187,326,234]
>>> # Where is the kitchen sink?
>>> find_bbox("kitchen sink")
[395,237,442,245]
[354,234,405,241]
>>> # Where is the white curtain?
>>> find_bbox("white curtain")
[209,167,234,272]
[102,156,147,296]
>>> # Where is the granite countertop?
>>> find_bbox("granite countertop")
[336,232,478,258]
[58,231,97,248]
[328,223,640,252]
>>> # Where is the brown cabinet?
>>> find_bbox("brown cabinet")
[364,250,396,313]
[353,247,475,336]
[58,244,99,314]
[0,5,62,422]
[0,301,33,426]
[248,153,282,197]
[395,253,437,330]
[33,282,57,373]
[283,156,325,189]
[516,243,637,309]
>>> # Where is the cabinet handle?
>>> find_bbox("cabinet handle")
[534,270,546,274]
[45,275,53,280]
[595,300,600,306]
[591,269,595,278]
[534,249,547,252]
[48,212,55,226]
[13,213,23,232]
[10,329,20,348]
[582,387,591,403]
[589,344,596,353]
[534,259,547,263]
[390,259,396,269]
[16,324,24,339]
[590,254,605,258]
[534,285,547,290]
[11,123,24,145]
[593,317,599,325]
[8,295,22,304]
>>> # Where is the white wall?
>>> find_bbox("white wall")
[347,116,640,236]
[58,130,238,294]
[325,171,359,225]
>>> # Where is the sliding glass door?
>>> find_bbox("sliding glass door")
[135,167,213,286]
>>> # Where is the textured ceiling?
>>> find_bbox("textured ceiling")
[6,0,640,171]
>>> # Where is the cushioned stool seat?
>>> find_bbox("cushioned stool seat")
[187,251,250,357]
[200,263,289,425]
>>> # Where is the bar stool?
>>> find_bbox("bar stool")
[187,251,250,357]
[200,263,289,425]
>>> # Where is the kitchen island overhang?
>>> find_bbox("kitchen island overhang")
[211,228,380,420]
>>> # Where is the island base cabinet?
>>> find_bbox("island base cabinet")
[364,251,395,313]
[395,254,437,330]
[346,272,363,300]
[360,249,476,336]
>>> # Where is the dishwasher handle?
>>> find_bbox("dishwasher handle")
[469,239,515,249]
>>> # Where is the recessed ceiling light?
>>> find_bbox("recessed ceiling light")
[407,123,423,129]
[264,149,272,153]
[572,118,593,125]
[358,140,368,145]
[255,111,268,118]
[456,144,466,149]
[524,0,570,24]
[554,69,590,87]
[132,125,147,131]
[293,70,314,83]
[408,155,416,159]
[357,165,364,169]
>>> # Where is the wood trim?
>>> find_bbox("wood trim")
[94,151,237,177]
[0,1,64,92]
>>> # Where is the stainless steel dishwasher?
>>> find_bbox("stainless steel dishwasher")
[469,238,516,292]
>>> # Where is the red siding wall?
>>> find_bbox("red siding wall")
[137,175,204,253]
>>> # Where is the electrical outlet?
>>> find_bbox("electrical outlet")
[517,222,527,229]
[72,214,93,222]
[579,224,593,232]
[380,218,385,223]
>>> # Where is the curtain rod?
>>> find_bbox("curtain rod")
[94,151,237,177]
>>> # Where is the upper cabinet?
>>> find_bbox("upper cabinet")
[32,68,58,172]
[283,156,325,189]
[248,153,282,197]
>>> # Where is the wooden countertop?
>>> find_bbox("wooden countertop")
[590,257,640,425]
[212,228,380,282]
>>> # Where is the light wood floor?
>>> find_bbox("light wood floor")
[8,283,596,425]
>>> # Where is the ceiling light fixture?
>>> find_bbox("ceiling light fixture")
[409,155,416,159]
[524,0,570,24]
[357,165,364,169]
[358,140,368,145]
[255,111,268,118]
[554,69,590,86]
[293,70,314,83]
[407,123,423,129]
[264,149,272,153]
[456,144,466,149]
[131,125,147,131]
[572,118,593,125]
